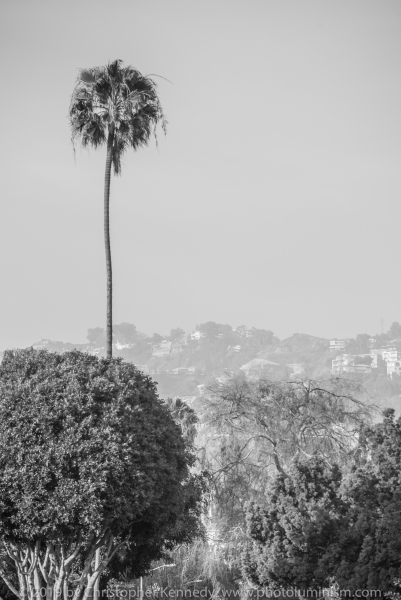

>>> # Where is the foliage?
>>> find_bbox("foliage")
[361,370,401,413]
[164,397,199,446]
[354,355,373,366]
[87,326,106,346]
[249,328,274,347]
[69,59,166,175]
[113,322,141,345]
[0,349,204,600]
[345,334,371,354]
[169,328,186,341]
[372,333,392,348]
[196,322,232,338]
[42,320,401,412]
[243,410,401,595]
[150,333,164,344]
[202,375,372,478]
[194,373,373,582]
[389,321,401,340]
[324,408,401,593]
[242,458,345,590]
[87,324,143,347]
[0,545,17,600]
[107,534,242,600]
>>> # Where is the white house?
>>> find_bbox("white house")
[240,358,280,378]
[331,354,372,374]
[330,339,347,352]
[191,331,206,341]
[152,340,172,357]
[32,338,52,350]
[387,359,401,377]
[114,341,132,350]
[382,347,398,363]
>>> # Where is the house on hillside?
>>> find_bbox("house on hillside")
[275,346,289,354]
[387,359,401,377]
[370,348,384,368]
[376,347,401,376]
[286,363,305,378]
[330,339,348,352]
[152,340,172,357]
[370,347,401,374]
[215,374,231,384]
[382,347,398,363]
[191,331,206,341]
[240,358,280,379]
[173,366,196,375]
[171,341,185,354]
[233,326,252,338]
[32,338,52,350]
[114,341,132,350]
[331,354,372,374]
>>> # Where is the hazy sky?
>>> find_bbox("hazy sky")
[1,1,400,349]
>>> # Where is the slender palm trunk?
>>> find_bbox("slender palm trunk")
[104,130,114,359]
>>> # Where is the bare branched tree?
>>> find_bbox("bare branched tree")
[200,375,376,483]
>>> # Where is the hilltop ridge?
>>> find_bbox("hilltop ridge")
[3,320,400,415]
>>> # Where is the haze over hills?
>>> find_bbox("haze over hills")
[3,320,400,415]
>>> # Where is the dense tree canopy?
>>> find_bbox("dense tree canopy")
[169,328,186,341]
[87,326,106,346]
[327,408,401,592]
[243,409,401,596]
[113,322,141,345]
[0,349,204,600]
[389,321,401,340]
[243,458,345,590]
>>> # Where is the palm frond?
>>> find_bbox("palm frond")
[69,59,167,171]
[78,69,97,84]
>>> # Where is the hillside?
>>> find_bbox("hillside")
[6,320,401,416]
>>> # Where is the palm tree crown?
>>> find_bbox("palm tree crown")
[69,59,166,173]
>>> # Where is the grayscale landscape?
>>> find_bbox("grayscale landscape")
[1,2,400,600]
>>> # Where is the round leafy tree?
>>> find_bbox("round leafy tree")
[0,349,204,600]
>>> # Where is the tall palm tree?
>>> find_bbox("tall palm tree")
[69,59,166,358]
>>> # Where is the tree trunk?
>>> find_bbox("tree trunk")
[93,549,100,600]
[104,130,114,359]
